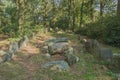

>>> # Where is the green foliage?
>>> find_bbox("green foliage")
[0,0,119,48]
[103,16,120,47]
[55,16,69,31]
[78,16,120,48]
[2,24,19,37]
[85,22,106,39]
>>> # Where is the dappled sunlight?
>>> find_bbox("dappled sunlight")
[18,43,40,55]
[0,40,9,50]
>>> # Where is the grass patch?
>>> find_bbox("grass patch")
[0,62,26,80]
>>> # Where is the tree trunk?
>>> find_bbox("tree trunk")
[0,16,1,27]
[0,1,3,28]
[89,0,94,21]
[100,0,104,17]
[72,0,75,32]
[16,0,25,35]
[117,0,120,17]
[68,0,72,31]
[51,0,56,31]
[80,0,84,28]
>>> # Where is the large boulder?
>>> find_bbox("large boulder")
[18,35,29,48]
[2,52,13,62]
[92,40,101,54]
[0,50,7,63]
[112,53,120,71]
[100,48,113,62]
[44,38,68,46]
[48,42,69,55]
[41,60,70,71]
[54,38,68,43]
[42,38,70,55]
[0,50,13,63]
[84,39,100,54]
[65,47,79,66]
[9,42,19,53]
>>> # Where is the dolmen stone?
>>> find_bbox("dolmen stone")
[0,50,13,63]
[48,42,69,55]
[43,38,69,55]
[112,53,120,71]
[0,50,7,63]
[2,52,13,62]
[0,42,19,63]
[41,60,70,71]
[42,38,79,66]
[41,46,49,53]
[65,47,79,66]
[92,40,100,54]
[18,35,29,48]
[0,35,30,63]
[9,42,19,53]
[100,48,113,62]
[44,38,68,46]
[84,39,100,54]
[54,38,68,43]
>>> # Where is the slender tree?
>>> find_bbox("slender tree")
[117,0,120,17]
[39,0,52,33]
[89,0,94,21]
[100,0,105,17]
[0,0,4,27]
[68,0,72,31]
[15,0,26,35]
[80,0,84,27]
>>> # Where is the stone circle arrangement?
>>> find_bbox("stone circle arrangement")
[0,35,29,63]
[0,34,119,78]
[41,37,79,71]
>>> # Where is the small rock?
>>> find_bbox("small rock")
[41,46,49,53]
[113,53,120,58]
[0,57,3,63]
[44,53,51,59]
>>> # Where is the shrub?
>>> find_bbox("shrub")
[55,16,69,31]
[103,16,120,47]
[77,16,120,48]
[85,22,106,39]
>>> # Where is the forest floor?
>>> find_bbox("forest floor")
[0,32,119,80]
